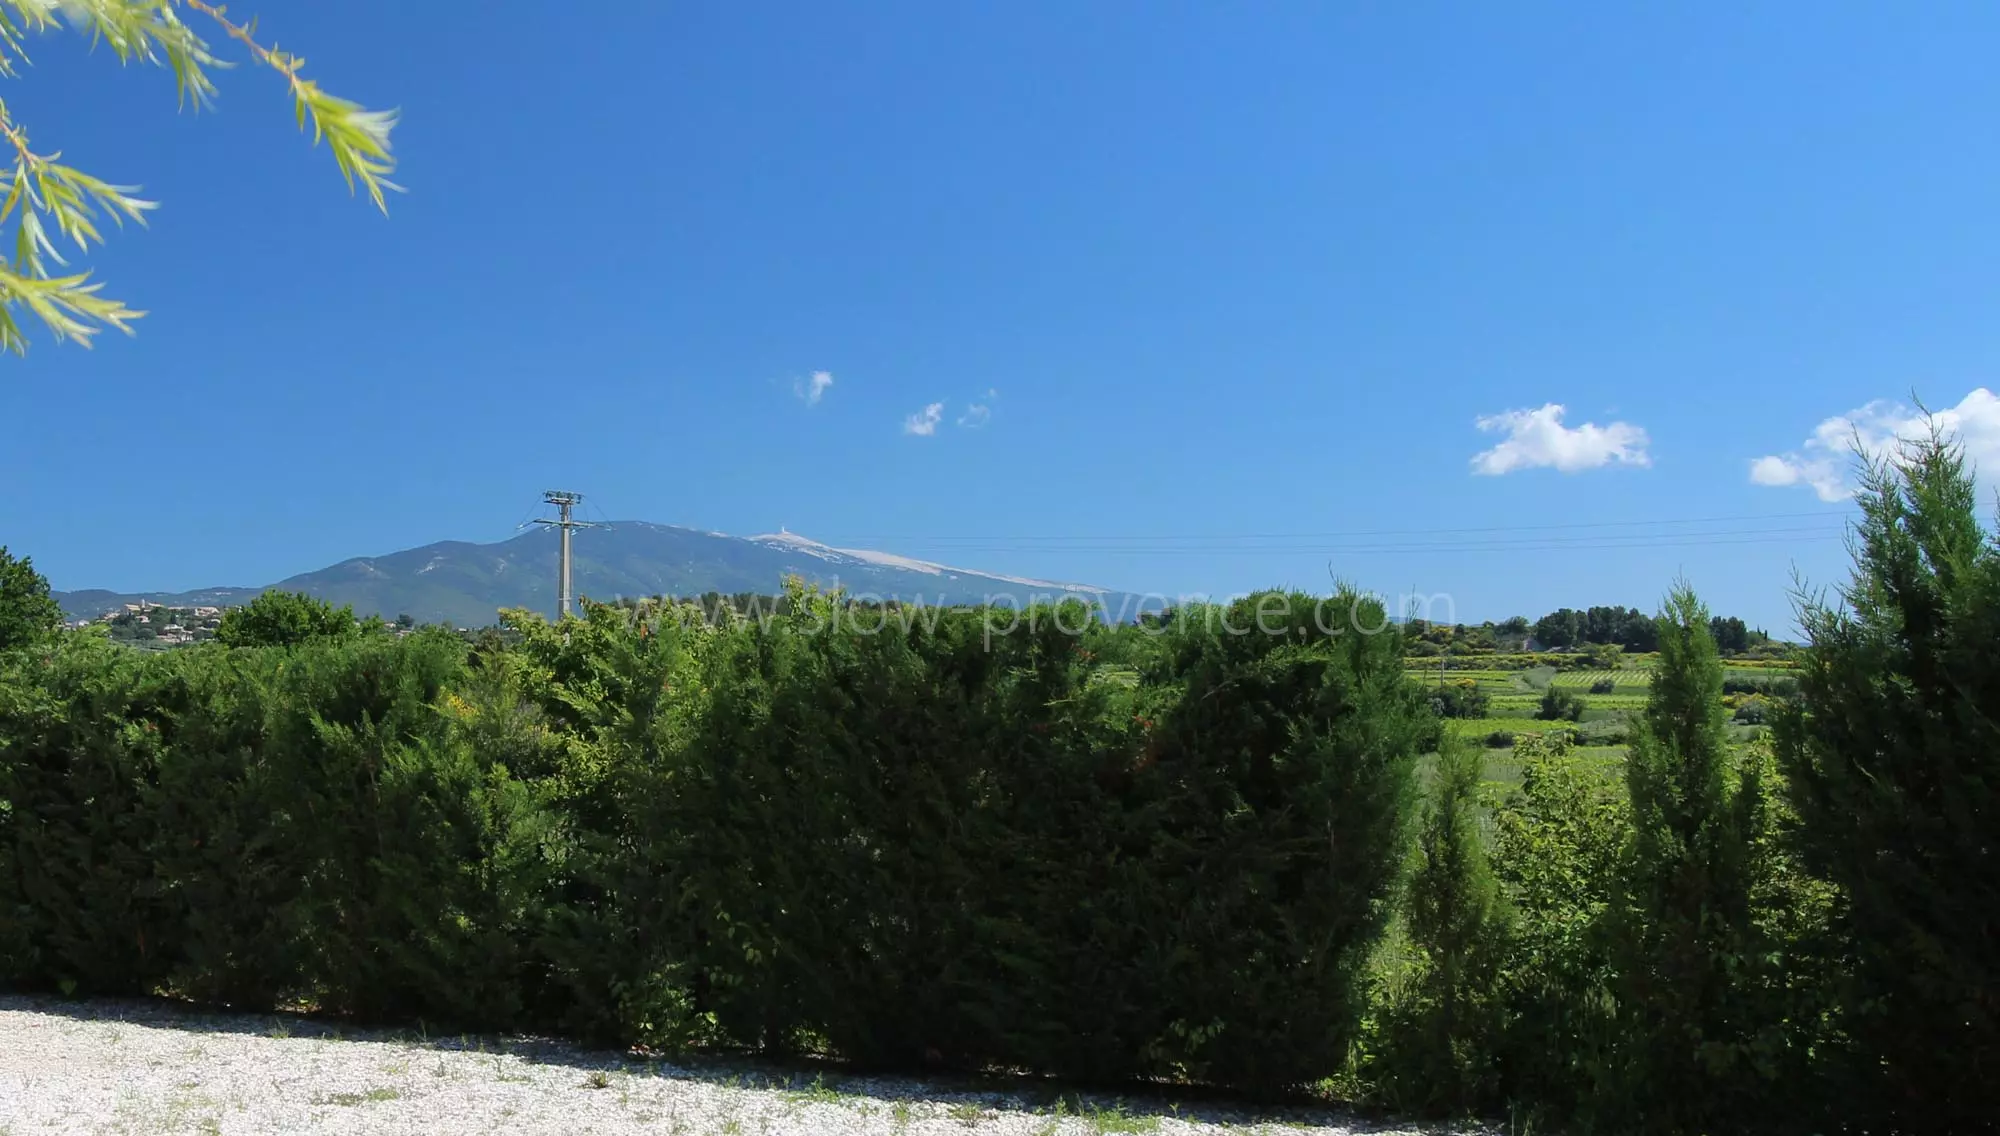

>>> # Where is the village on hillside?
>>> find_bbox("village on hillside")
[76,600,226,646]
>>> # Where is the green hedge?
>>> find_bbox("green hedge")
[0,588,1425,1092]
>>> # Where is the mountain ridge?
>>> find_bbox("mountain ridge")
[54,522,1141,628]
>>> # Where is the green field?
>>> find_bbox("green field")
[1419,654,1796,784]
[1549,668,1652,689]
[1449,715,1565,737]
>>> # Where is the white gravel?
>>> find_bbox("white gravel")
[0,995,1435,1135]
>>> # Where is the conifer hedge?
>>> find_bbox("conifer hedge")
[0,588,1425,1092]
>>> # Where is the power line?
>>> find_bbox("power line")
[810,509,1857,547]
[828,526,1848,557]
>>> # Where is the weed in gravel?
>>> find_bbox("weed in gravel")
[318,1087,400,1106]
[949,1099,986,1125]
[785,1073,847,1107]
[891,1099,914,1131]
[585,1069,612,1090]
[1084,1101,1158,1133]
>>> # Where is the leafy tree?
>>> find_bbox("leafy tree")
[1619,609,1661,652]
[0,1,397,354]
[213,590,358,648]
[1776,433,2000,1129]
[0,545,62,650]
[1534,608,1582,648]
[1708,615,1751,654]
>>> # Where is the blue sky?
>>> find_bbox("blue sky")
[11,1,2000,630]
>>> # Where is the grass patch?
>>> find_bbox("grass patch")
[317,1087,401,1106]
[1083,1101,1160,1133]
[784,1073,848,1106]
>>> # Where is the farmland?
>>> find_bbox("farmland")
[1408,653,1795,786]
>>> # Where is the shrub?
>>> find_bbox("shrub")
[1,585,1436,1095]
[1487,730,1628,1125]
[1588,677,1617,695]
[1483,730,1516,749]
[213,590,363,648]
[1722,675,1798,698]
[1432,679,1490,719]
[0,628,564,1025]
[1536,685,1586,722]
[0,547,63,653]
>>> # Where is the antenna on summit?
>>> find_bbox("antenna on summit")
[532,490,596,618]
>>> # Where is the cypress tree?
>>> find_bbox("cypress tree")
[1377,729,1507,1114]
[1776,434,2000,1129]
[1610,585,1755,1130]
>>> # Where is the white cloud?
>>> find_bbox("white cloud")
[902,402,944,436]
[1748,454,1807,488]
[1748,388,2000,502]
[1470,403,1651,476]
[957,403,991,428]
[793,370,834,406]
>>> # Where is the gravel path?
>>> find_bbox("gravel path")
[0,995,1435,1135]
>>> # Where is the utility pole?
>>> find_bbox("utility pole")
[533,490,594,618]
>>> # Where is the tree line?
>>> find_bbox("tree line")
[0,437,1994,1133]
[1405,606,1773,655]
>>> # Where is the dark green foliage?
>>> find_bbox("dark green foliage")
[0,635,179,992]
[1722,674,1797,697]
[1608,586,1795,1133]
[1483,730,1515,748]
[1588,677,1617,694]
[0,628,548,1025]
[1534,605,1661,651]
[1533,608,1582,648]
[1708,615,1752,654]
[1776,436,2000,1130]
[0,587,1427,1095]
[214,590,361,648]
[0,547,63,653]
[1536,684,1586,721]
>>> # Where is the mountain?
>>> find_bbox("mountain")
[55,523,1143,628]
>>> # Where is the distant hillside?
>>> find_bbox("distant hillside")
[54,586,265,620]
[55,523,1141,628]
